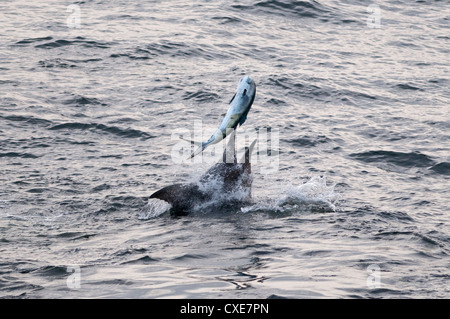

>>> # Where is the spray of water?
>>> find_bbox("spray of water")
[139,198,172,219]
[139,175,340,219]
[241,176,340,214]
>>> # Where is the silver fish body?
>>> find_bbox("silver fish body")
[183,76,256,158]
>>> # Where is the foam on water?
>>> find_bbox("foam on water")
[241,175,340,214]
[139,198,172,220]
[192,173,253,213]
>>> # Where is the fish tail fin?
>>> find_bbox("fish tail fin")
[180,136,206,159]
[189,143,207,159]
[179,136,204,147]
[181,130,221,159]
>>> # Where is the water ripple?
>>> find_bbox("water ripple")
[48,122,154,140]
[349,150,435,168]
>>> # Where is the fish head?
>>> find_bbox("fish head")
[227,76,256,127]
[236,76,256,106]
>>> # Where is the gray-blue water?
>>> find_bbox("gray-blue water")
[1,0,449,298]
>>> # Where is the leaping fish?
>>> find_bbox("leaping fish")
[181,76,256,158]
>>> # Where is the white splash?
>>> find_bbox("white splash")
[241,175,340,214]
[192,174,252,212]
[138,198,172,220]
[278,176,339,208]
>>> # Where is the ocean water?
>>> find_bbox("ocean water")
[0,0,449,298]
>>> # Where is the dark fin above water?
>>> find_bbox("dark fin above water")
[222,130,237,164]
[240,139,257,165]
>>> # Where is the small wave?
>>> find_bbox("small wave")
[0,80,19,86]
[267,76,330,99]
[429,162,450,176]
[27,188,49,194]
[91,183,111,192]
[372,230,443,251]
[266,76,377,102]
[48,122,154,140]
[287,135,331,148]
[423,120,450,130]
[110,49,154,60]
[182,90,220,103]
[340,89,377,101]
[34,37,112,49]
[121,255,160,265]
[31,265,69,278]
[53,231,88,239]
[113,247,147,257]
[62,95,103,106]
[66,58,103,64]
[110,41,231,63]
[15,36,53,45]
[37,57,101,68]
[376,210,415,223]
[148,41,229,60]
[1,115,53,126]
[233,0,327,19]
[172,253,209,261]
[395,83,423,91]
[264,98,287,105]
[0,152,39,159]
[35,39,73,49]
[349,150,435,168]
[211,16,247,25]
[38,59,76,69]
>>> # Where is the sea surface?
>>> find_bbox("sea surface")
[0,0,449,298]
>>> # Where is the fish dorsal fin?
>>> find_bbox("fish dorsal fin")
[229,92,236,104]
[239,139,257,164]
